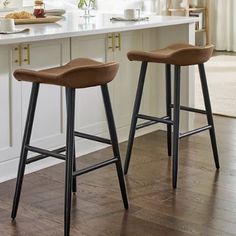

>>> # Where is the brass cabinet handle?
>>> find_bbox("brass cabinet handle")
[23,44,30,65]
[115,33,121,51]
[14,45,22,66]
[108,34,116,52]
[108,35,113,51]
[108,33,121,52]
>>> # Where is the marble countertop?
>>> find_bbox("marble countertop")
[0,12,198,45]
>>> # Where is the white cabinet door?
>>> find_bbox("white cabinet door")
[20,39,70,149]
[141,28,163,118]
[107,31,143,129]
[0,45,21,162]
[71,35,108,136]
[142,26,195,131]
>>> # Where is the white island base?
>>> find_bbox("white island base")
[0,13,197,182]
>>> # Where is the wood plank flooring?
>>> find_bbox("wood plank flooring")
[1,115,236,235]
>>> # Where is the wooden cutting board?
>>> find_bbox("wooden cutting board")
[14,16,63,25]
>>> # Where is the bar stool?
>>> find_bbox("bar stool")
[124,44,220,189]
[11,58,129,236]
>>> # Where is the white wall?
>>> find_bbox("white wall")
[97,0,142,12]
[23,0,141,8]
[97,0,167,13]
[0,0,22,8]
[22,0,165,13]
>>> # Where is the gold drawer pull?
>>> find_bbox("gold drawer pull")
[108,34,116,52]
[23,44,30,65]
[14,45,22,66]
[115,33,121,51]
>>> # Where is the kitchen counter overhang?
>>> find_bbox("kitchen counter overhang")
[0,12,198,45]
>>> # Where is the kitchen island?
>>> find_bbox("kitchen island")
[0,12,198,182]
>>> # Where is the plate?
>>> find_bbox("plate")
[0,28,29,34]
[45,9,66,16]
[14,16,63,25]
[110,16,149,22]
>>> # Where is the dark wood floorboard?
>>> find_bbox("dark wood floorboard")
[1,115,236,235]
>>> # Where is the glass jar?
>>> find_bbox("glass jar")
[33,0,45,18]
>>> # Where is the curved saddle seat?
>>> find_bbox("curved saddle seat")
[127,44,214,66]
[14,58,119,88]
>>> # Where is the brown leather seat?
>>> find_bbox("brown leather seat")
[14,58,119,88]
[127,44,214,66]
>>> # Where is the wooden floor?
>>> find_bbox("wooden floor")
[1,115,236,235]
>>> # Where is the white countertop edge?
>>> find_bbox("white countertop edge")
[0,14,198,45]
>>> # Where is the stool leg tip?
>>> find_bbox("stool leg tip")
[172,181,177,189]
[125,200,129,208]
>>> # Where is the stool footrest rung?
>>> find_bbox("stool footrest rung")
[170,105,207,115]
[179,125,212,139]
[26,146,66,164]
[74,131,112,145]
[137,114,173,125]
[73,157,118,177]
[26,145,66,162]
[136,120,159,130]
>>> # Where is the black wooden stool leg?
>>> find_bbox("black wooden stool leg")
[65,88,77,194]
[72,146,77,193]
[166,64,172,157]
[172,66,181,189]
[11,82,40,219]
[198,64,220,169]
[64,88,76,236]
[101,84,129,210]
[124,62,148,174]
